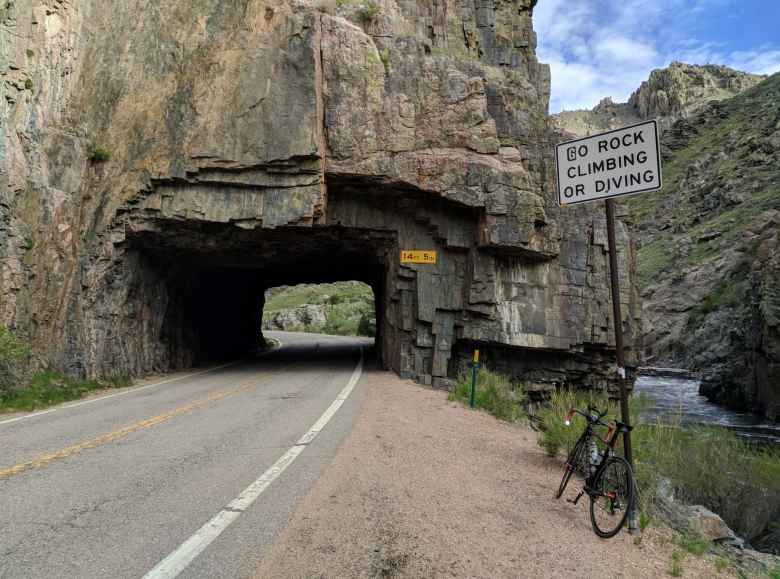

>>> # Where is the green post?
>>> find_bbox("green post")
[469,349,480,408]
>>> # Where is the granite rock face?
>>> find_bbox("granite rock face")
[0,0,640,393]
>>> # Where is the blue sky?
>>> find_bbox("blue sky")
[534,0,780,112]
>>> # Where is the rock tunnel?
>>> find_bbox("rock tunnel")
[122,212,389,366]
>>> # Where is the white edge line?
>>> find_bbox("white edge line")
[142,347,364,579]
[0,340,284,428]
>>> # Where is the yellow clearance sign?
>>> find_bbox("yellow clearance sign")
[400,250,437,264]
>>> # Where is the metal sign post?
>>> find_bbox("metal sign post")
[469,349,480,408]
[604,198,634,471]
[554,119,662,534]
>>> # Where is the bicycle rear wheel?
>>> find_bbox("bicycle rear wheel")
[589,456,635,538]
[556,437,587,499]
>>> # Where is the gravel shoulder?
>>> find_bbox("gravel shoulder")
[256,368,730,578]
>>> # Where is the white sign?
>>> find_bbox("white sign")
[555,120,662,205]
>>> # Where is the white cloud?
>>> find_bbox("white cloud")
[593,36,658,68]
[534,0,780,112]
[728,49,780,75]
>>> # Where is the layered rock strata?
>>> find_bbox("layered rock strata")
[1,0,640,393]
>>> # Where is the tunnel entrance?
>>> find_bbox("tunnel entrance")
[262,282,376,338]
[91,176,626,396]
[122,220,390,368]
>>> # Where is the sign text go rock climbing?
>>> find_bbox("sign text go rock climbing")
[555,120,662,205]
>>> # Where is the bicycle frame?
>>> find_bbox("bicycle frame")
[567,411,622,500]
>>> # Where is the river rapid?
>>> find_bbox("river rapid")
[634,375,780,446]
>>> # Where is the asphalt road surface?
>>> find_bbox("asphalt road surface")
[0,332,369,579]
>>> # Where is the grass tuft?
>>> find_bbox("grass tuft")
[677,533,710,556]
[668,550,684,577]
[0,370,127,412]
[714,557,729,573]
[0,326,29,391]
[448,368,526,422]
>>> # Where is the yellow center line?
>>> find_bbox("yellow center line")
[0,381,259,482]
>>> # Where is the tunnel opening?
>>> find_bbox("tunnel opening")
[122,220,391,370]
[262,281,376,338]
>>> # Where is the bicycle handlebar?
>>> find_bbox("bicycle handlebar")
[565,406,609,428]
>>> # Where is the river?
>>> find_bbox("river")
[634,375,780,446]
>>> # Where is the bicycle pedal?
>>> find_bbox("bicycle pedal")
[567,491,584,505]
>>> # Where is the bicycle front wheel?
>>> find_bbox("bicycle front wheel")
[589,456,635,538]
[556,437,587,499]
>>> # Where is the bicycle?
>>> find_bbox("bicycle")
[555,405,636,538]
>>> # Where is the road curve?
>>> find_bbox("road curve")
[0,332,369,579]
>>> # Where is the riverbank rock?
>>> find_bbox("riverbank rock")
[687,506,739,544]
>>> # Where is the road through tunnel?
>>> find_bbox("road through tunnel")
[120,220,389,370]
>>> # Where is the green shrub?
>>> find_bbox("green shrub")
[356,0,380,22]
[0,327,28,364]
[449,368,526,422]
[635,422,780,541]
[535,389,622,457]
[769,566,780,579]
[87,143,111,162]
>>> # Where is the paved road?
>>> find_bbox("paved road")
[0,332,369,579]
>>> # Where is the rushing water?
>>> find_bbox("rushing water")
[634,375,780,446]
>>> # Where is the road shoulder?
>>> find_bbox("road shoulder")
[256,369,727,578]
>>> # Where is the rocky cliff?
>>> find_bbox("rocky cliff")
[553,62,766,138]
[632,74,780,420]
[1,0,640,394]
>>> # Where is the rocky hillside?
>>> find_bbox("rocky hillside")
[553,64,779,421]
[262,282,375,336]
[632,73,780,420]
[553,62,765,137]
